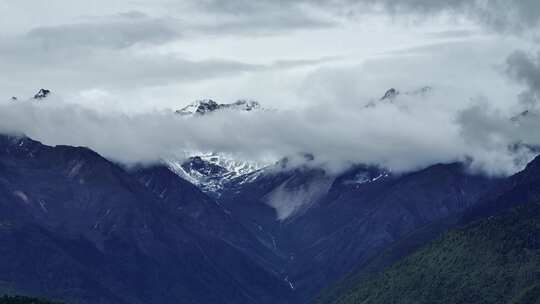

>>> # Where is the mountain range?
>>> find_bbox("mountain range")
[1,88,539,303]
[175,99,263,116]
[317,155,540,304]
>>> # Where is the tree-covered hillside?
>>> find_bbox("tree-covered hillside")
[319,202,540,304]
[0,296,62,304]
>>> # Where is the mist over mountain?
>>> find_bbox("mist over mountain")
[1,86,538,176]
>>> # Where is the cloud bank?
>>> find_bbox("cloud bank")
[1,83,538,176]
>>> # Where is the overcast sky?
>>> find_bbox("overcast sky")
[1,0,540,175]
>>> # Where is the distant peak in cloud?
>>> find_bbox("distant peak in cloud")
[33,89,51,100]
[380,86,432,101]
[176,99,262,116]
[367,86,433,107]
[6,89,52,102]
[381,88,399,100]
[510,109,540,126]
[510,110,532,123]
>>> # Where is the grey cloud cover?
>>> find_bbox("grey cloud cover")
[0,3,341,95]
[319,0,540,32]
[195,0,540,33]
[1,0,534,95]
[25,13,181,49]
[1,0,538,176]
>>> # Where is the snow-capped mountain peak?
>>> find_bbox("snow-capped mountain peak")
[34,88,51,100]
[175,99,262,116]
[6,89,52,103]
[166,153,269,196]
[175,99,220,116]
[381,88,399,100]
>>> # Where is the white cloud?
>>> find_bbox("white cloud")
[1,69,537,177]
[1,0,538,176]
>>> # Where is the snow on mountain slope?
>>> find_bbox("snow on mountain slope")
[166,153,269,196]
[167,98,271,195]
[175,99,262,116]
[33,88,51,100]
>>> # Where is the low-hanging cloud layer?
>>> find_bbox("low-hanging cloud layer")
[1,80,538,176]
[1,0,539,176]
